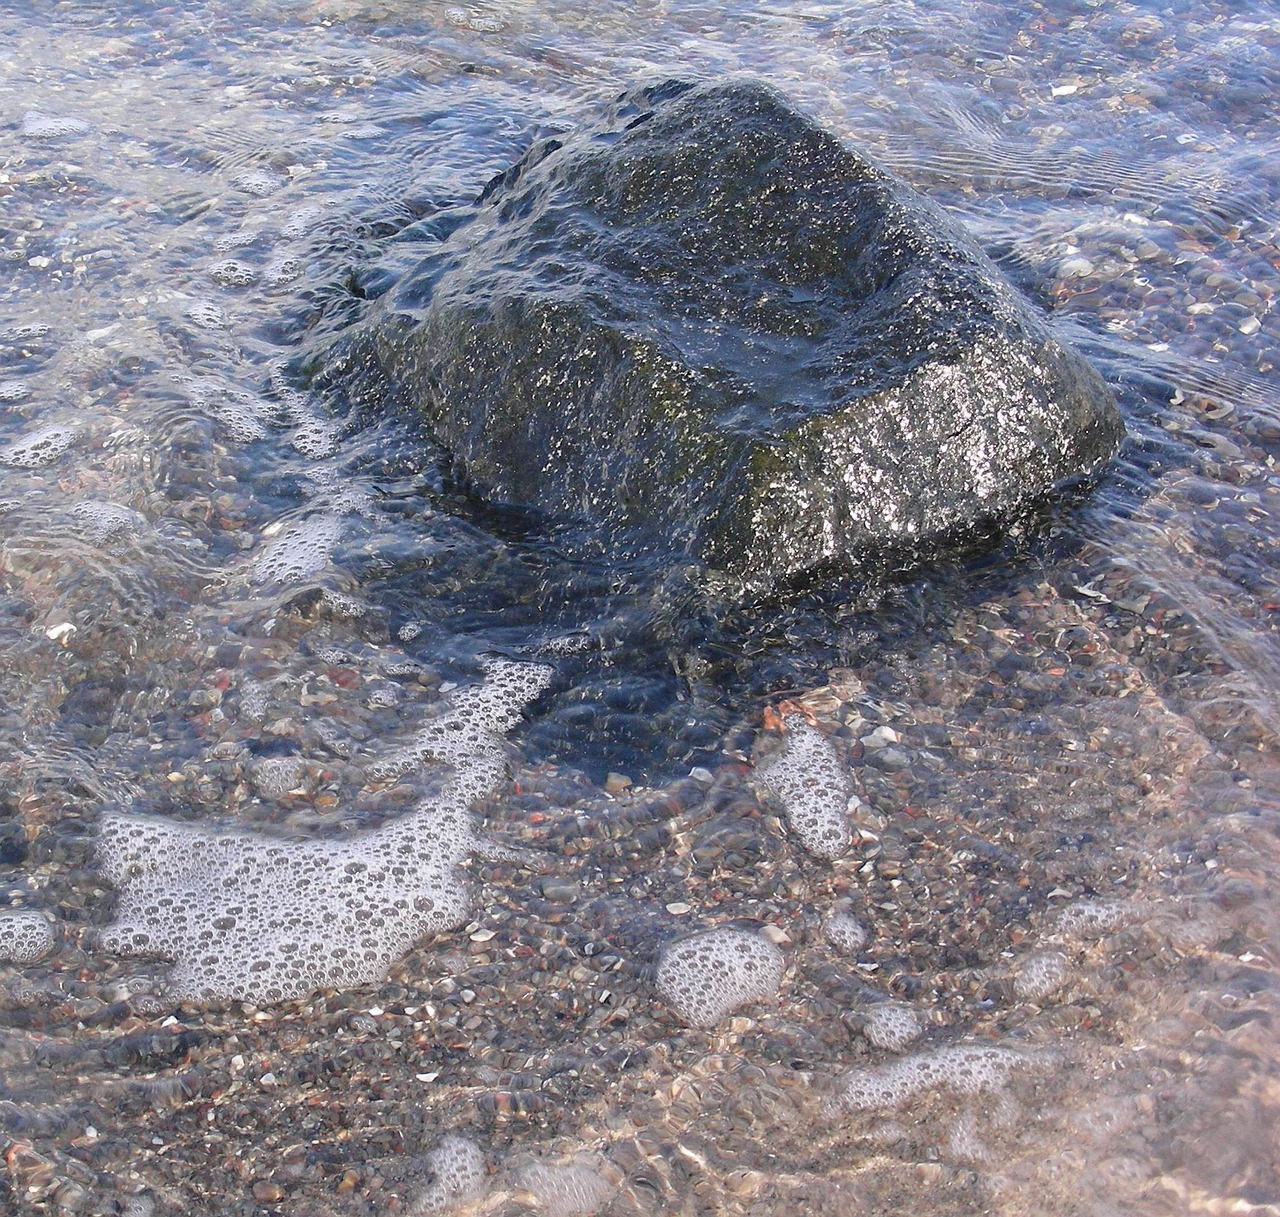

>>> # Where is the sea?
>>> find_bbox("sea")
[0,2,1277,1215]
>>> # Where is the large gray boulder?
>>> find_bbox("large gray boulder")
[365,77,1122,588]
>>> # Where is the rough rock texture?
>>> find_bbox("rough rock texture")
[366,77,1122,587]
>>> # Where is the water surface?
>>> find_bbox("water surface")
[1,2,1278,1215]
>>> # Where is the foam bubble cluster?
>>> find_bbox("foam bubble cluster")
[263,252,302,286]
[255,514,343,584]
[1,423,76,468]
[656,926,785,1028]
[1051,899,1130,940]
[231,168,285,197]
[72,500,142,545]
[183,376,269,443]
[823,909,868,953]
[366,658,554,786]
[0,910,56,964]
[291,417,341,459]
[22,111,89,139]
[828,1044,1035,1115]
[280,203,324,240]
[188,301,230,331]
[755,714,852,858]
[1013,950,1068,1001]
[96,661,552,1004]
[862,1004,923,1053]
[516,1156,616,1217]
[208,259,259,287]
[408,1135,487,1215]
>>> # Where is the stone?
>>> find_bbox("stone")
[353,77,1122,589]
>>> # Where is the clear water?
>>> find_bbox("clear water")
[1,2,1278,1214]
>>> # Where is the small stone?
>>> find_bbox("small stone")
[860,725,900,748]
[252,1181,285,1202]
[539,878,580,903]
[1059,256,1095,279]
[666,902,692,915]
[604,772,632,794]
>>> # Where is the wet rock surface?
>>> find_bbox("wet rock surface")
[358,77,1122,587]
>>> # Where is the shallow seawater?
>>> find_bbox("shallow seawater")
[1,1,1278,1214]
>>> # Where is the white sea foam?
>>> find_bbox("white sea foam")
[186,300,228,329]
[656,926,785,1028]
[0,910,56,964]
[862,1004,923,1053]
[823,909,869,953]
[207,258,259,287]
[516,1155,616,1216]
[22,111,89,139]
[96,660,553,1004]
[755,713,853,858]
[231,168,285,197]
[828,1044,1039,1116]
[1013,950,1069,1001]
[254,514,343,583]
[71,500,143,545]
[1,423,76,468]
[408,1135,487,1215]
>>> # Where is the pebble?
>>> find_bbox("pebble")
[1059,256,1096,279]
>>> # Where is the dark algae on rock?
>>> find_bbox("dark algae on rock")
[359,77,1123,588]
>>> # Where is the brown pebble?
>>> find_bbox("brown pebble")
[252,1181,285,1202]
[336,1170,360,1194]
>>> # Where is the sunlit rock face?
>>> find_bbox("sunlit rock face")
[360,76,1122,589]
